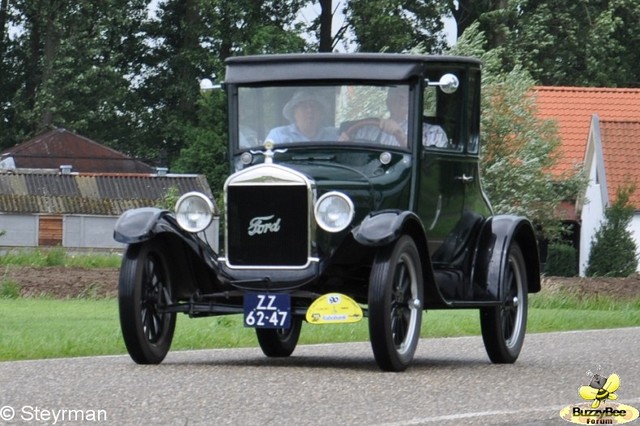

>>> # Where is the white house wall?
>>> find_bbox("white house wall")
[0,214,38,246]
[579,158,605,275]
[2,213,219,252]
[579,116,608,276]
[630,216,640,270]
[63,215,124,249]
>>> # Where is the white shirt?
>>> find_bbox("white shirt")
[352,121,448,148]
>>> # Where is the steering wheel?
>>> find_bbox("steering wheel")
[342,118,384,143]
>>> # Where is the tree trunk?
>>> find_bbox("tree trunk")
[0,0,8,43]
[318,0,332,52]
[40,9,57,128]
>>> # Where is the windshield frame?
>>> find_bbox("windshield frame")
[228,81,419,153]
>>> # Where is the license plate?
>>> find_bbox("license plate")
[243,293,291,328]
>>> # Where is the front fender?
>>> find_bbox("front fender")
[114,207,219,268]
[473,215,541,299]
[113,207,168,244]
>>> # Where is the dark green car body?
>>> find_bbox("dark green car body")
[114,53,541,371]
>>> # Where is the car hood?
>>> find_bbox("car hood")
[276,152,412,213]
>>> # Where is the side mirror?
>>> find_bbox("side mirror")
[427,73,459,94]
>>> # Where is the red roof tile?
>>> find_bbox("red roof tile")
[600,120,640,208]
[534,87,640,175]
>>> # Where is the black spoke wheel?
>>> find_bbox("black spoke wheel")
[480,241,528,364]
[368,235,423,372]
[118,240,176,364]
[256,315,303,357]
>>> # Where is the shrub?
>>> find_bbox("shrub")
[0,279,21,299]
[45,247,66,266]
[586,185,638,277]
[545,243,577,277]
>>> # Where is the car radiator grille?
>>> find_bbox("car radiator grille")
[227,185,308,266]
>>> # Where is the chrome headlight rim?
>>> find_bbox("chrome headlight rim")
[174,191,214,233]
[314,191,355,233]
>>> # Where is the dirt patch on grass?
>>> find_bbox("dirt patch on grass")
[2,266,640,299]
[2,266,119,298]
[540,275,640,300]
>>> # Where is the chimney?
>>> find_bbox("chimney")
[60,165,72,175]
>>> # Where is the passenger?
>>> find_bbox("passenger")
[266,90,339,143]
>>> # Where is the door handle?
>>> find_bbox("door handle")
[455,173,474,183]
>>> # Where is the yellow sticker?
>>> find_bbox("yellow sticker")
[305,293,363,324]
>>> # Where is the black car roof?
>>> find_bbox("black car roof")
[224,53,481,84]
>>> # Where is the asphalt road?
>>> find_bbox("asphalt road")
[1,327,639,426]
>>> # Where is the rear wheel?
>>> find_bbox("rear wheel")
[118,240,176,364]
[256,316,303,357]
[368,235,423,372]
[480,241,528,363]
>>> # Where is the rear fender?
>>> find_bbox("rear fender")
[472,215,541,299]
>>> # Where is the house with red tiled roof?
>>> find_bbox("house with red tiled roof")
[534,87,640,275]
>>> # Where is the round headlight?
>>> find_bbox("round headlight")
[314,192,354,233]
[175,192,214,233]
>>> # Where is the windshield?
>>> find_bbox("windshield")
[235,84,411,149]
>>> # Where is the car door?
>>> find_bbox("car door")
[416,68,488,269]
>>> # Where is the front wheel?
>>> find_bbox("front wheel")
[480,241,528,363]
[118,240,176,364]
[368,235,423,372]
[256,316,303,357]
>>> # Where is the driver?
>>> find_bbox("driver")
[266,90,339,143]
[346,86,448,148]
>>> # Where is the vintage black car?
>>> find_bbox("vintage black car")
[114,53,540,372]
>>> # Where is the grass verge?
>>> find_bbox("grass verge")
[0,248,121,268]
[1,292,639,362]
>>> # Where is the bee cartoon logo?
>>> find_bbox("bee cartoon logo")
[559,369,639,424]
[579,372,620,408]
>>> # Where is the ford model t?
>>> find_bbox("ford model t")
[114,53,540,372]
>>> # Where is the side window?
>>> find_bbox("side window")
[467,72,481,154]
[422,74,463,152]
[422,85,449,149]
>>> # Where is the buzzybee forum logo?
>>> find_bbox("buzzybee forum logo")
[559,369,639,424]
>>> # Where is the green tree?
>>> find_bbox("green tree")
[450,23,586,239]
[171,89,228,196]
[135,0,308,169]
[0,0,148,151]
[505,0,640,86]
[345,0,449,53]
[447,0,640,87]
[586,185,638,277]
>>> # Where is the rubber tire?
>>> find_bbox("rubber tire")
[118,240,176,364]
[256,315,303,357]
[368,235,423,372]
[480,241,528,363]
